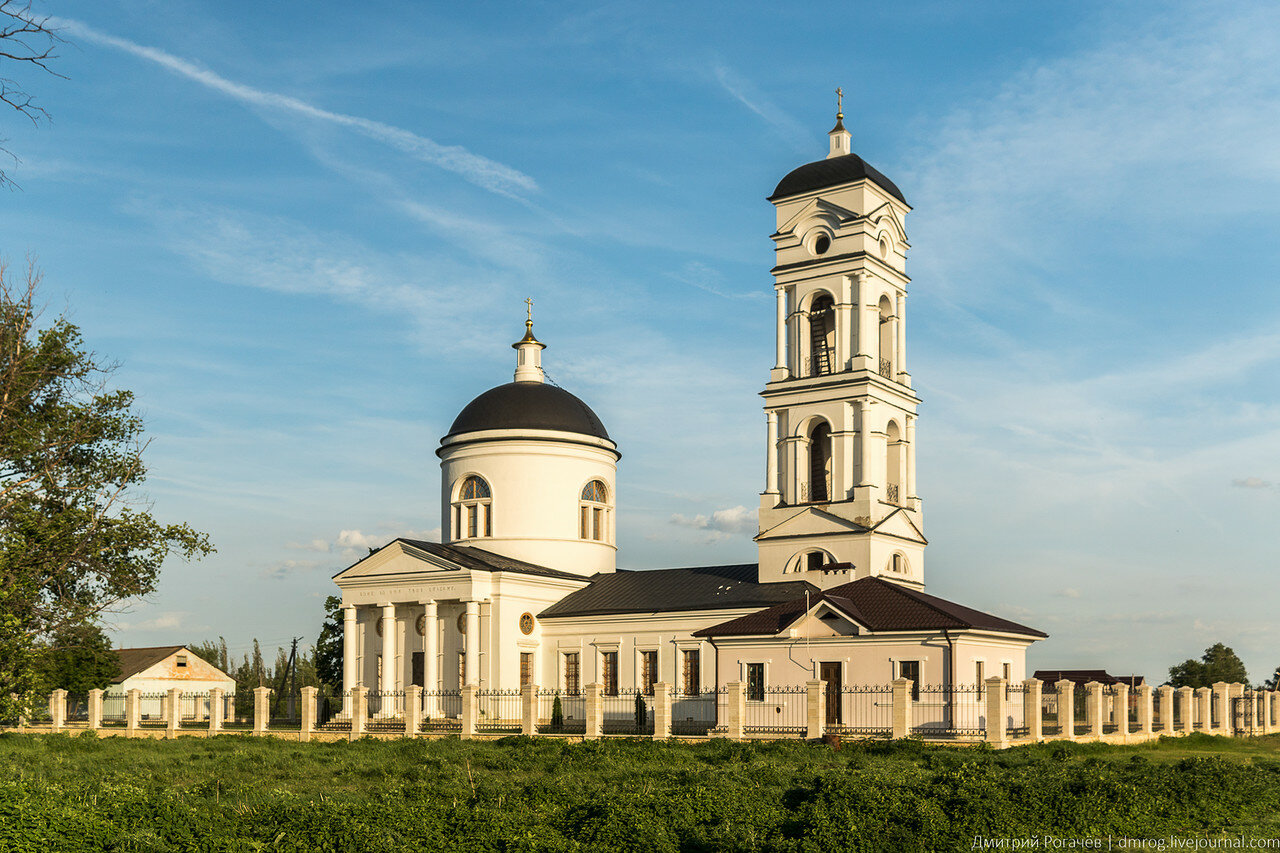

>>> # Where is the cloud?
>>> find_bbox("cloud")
[287,539,333,553]
[113,613,186,631]
[336,529,383,550]
[670,505,757,541]
[712,64,808,150]
[55,18,537,198]
[1055,588,1082,599]
[1232,477,1272,489]
[669,261,768,301]
[265,559,323,580]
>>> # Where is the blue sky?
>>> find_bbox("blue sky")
[3,1,1278,684]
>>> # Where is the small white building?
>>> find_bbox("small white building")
[112,646,236,719]
[332,109,1046,726]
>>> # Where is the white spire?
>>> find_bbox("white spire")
[512,298,546,383]
[827,86,851,159]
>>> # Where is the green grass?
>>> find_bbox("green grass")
[0,732,1278,851]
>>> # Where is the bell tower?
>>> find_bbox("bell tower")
[756,98,925,590]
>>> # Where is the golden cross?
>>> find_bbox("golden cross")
[525,297,534,323]
[836,87,843,117]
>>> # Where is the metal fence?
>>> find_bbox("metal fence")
[1041,689,1063,736]
[1004,682,1029,736]
[670,689,719,736]
[911,684,982,737]
[269,691,305,731]
[829,684,894,737]
[744,685,807,735]
[537,690,585,735]
[64,694,88,724]
[601,688,654,735]
[366,690,406,732]
[476,689,521,734]
[137,692,169,727]
[421,689,463,733]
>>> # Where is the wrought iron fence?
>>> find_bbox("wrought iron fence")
[827,683,893,737]
[137,692,169,726]
[64,694,88,724]
[537,689,585,735]
[177,692,213,727]
[1004,682,1028,736]
[100,692,126,726]
[744,685,807,735]
[269,691,304,731]
[1041,689,1062,736]
[602,688,654,736]
[421,689,462,732]
[317,692,351,731]
[671,688,719,736]
[476,689,521,734]
[365,690,406,732]
[911,684,981,737]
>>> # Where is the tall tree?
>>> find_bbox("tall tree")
[1264,667,1279,691]
[0,261,213,716]
[315,595,343,689]
[1168,643,1249,689]
[36,621,116,694]
[1,1,65,188]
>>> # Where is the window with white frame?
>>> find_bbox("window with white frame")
[640,650,657,696]
[579,480,610,542]
[453,476,492,539]
[681,649,701,695]
[563,652,580,696]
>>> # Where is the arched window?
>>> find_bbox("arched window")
[580,479,610,542]
[453,475,491,540]
[808,295,835,377]
[887,553,909,574]
[807,421,832,503]
[877,295,894,379]
[788,550,832,573]
[885,420,902,505]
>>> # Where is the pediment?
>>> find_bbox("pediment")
[867,508,927,544]
[865,201,908,243]
[791,600,866,638]
[756,505,869,541]
[776,197,861,238]
[334,541,464,581]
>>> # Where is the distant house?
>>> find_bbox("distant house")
[1034,670,1146,717]
[113,646,236,719]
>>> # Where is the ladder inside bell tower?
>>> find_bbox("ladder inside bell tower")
[808,297,834,377]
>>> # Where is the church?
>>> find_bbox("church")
[332,106,1046,711]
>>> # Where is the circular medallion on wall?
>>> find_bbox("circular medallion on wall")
[520,612,535,635]
[457,613,467,634]
[416,613,426,636]
[375,617,384,637]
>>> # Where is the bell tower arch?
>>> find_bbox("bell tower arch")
[756,100,925,590]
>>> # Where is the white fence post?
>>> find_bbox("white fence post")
[726,682,745,741]
[652,682,671,740]
[1158,685,1174,734]
[891,678,911,740]
[88,688,103,731]
[1056,680,1076,740]
[984,676,1007,748]
[166,688,181,739]
[125,689,141,736]
[351,685,369,739]
[584,683,603,739]
[521,683,536,736]
[805,680,825,740]
[300,686,317,742]
[253,686,271,735]
[1113,683,1129,741]
[209,689,224,734]
[405,685,422,738]
[50,689,67,732]
[1136,684,1153,737]
[1085,682,1104,739]
[1024,679,1042,741]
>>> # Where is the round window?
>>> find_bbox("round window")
[878,236,890,259]
[520,612,535,635]
[813,234,830,255]
[375,617,384,638]
[416,613,426,636]
[457,613,467,634]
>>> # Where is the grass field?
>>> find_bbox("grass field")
[1,731,1278,851]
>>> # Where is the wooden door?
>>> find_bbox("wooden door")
[820,661,842,725]
[411,652,424,687]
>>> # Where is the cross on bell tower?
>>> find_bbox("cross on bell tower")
[755,101,924,591]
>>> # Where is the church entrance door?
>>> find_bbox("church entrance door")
[820,662,842,725]
[412,652,424,687]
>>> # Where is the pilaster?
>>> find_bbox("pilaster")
[209,689,224,734]
[1159,685,1174,734]
[805,680,825,740]
[300,686,317,742]
[406,685,422,738]
[88,688,103,731]
[891,677,911,740]
[585,683,603,739]
[1024,679,1043,741]
[1056,680,1075,740]
[984,676,1007,748]
[166,688,181,739]
[726,682,745,741]
[50,689,66,732]
[653,682,671,740]
[253,686,271,736]
[1085,682,1104,739]
[1136,685,1153,737]
[521,683,537,736]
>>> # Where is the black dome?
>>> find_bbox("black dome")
[768,153,907,205]
[446,382,611,441]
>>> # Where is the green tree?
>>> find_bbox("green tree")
[1264,667,1279,691]
[35,621,117,694]
[189,637,229,673]
[0,262,213,717]
[1168,642,1249,689]
[315,595,343,688]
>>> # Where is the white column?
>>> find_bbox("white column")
[379,602,395,694]
[895,292,907,379]
[836,274,853,371]
[422,600,438,695]
[464,600,480,686]
[856,399,871,487]
[765,411,779,494]
[342,605,357,714]
[774,286,787,372]
[906,415,918,503]
[856,273,877,369]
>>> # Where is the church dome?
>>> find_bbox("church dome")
[446,382,611,440]
[768,152,907,205]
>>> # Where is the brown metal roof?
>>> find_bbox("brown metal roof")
[695,576,1047,638]
[347,540,589,582]
[113,646,187,682]
[1033,670,1145,687]
[538,564,815,619]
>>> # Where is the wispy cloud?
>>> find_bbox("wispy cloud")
[712,64,808,150]
[1232,477,1273,489]
[55,18,538,198]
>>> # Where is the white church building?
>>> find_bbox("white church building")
[333,108,1045,717]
